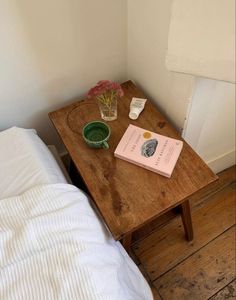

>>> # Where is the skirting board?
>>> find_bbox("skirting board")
[207,149,236,174]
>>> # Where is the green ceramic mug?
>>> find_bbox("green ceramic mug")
[82,121,111,149]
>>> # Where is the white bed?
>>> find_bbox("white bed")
[0,127,153,300]
[0,127,67,199]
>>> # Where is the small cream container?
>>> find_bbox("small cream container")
[129,97,147,120]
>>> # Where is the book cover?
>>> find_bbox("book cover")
[114,124,183,178]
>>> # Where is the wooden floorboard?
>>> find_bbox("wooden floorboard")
[132,209,178,244]
[133,183,235,280]
[151,286,162,300]
[131,166,236,300]
[137,262,162,300]
[154,227,235,300]
[189,165,236,208]
[132,166,236,244]
[209,279,236,299]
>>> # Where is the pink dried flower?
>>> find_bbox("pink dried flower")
[87,80,124,100]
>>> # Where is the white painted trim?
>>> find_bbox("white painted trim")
[181,77,197,138]
[207,149,236,174]
[182,78,216,149]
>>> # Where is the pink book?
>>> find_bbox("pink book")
[114,124,183,178]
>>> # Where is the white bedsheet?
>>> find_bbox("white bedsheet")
[0,127,67,199]
[0,184,153,300]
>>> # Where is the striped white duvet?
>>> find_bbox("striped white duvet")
[0,184,152,300]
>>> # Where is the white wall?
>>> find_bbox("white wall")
[127,0,194,130]
[128,0,235,173]
[166,0,235,84]
[183,78,235,173]
[1,0,235,173]
[0,0,127,151]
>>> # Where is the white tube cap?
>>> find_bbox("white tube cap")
[129,107,140,120]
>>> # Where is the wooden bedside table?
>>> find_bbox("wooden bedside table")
[49,81,218,252]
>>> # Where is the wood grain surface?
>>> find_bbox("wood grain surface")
[210,279,236,299]
[133,183,236,280]
[49,80,218,240]
[189,165,236,208]
[133,166,236,300]
[154,226,236,300]
[151,287,162,300]
[132,166,235,244]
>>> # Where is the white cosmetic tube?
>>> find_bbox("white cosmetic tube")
[129,97,147,120]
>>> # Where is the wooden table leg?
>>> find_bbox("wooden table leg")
[121,233,132,253]
[180,200,193,241]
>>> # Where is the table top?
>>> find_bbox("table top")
[49,80,218,240]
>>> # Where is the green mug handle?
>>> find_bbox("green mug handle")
[102,141,109,149]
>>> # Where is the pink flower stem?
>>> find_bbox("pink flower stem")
[97,91,117,118]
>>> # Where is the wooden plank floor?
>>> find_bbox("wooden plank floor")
[131,166,236,300]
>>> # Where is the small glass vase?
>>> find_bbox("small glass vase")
[98,97,117,121]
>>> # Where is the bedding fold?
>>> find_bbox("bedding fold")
[0,184,152,300]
